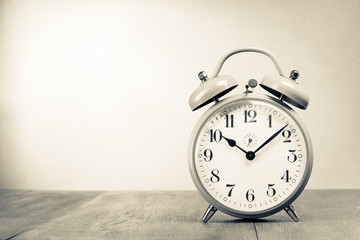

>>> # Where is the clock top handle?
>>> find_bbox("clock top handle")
[210,48,309,110]
[210,48,284,79]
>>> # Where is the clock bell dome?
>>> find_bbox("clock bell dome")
[260,70,309,110]
[189,72,238,111]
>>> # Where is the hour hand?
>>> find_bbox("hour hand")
[222,136,247,154]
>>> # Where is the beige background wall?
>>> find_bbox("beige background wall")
[0,0,359,190]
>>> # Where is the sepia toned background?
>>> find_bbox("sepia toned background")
[0,0,359,191]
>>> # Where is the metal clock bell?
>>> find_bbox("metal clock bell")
[188,48,313,223]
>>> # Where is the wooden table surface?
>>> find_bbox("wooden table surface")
[0,189,359,239]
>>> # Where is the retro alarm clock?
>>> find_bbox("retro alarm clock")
[188,48,313,223]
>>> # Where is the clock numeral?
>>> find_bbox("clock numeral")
[266,183,276,197]
[287,150,297,163]
[226,184,235,197]
[225,114,234,128]
[210,169,220,183]
[281,170,292,183]
[282,130,291,143]
[244,110,257,123]
[246,189,255,202]
[203,149,213,162]
[210,129,222,142]
[268,115,272,128]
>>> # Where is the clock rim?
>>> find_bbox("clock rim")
[188,93,313,219]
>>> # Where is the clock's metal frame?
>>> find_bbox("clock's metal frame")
[188,93,313,219]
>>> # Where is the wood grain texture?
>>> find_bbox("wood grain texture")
[0,189,102,239]
[255,190,360,240]
[0,190,359,239]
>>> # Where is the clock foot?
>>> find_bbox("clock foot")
[284,204,299,222]
[202,205,217,223]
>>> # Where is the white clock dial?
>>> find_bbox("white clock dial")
[189,95,312,217]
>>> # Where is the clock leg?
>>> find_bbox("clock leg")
[284,204,299,222]
[202,205,217,223]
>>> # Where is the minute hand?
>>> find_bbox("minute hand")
[254,124,289,154]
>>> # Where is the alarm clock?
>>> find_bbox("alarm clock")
[188,48,313,223]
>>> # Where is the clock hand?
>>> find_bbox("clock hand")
[254,124,289,154]
[247,138,252,147]
[222,136,248,154]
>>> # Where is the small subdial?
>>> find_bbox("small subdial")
[243,133,258,149]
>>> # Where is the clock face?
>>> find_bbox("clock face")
[189,95,312,217]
